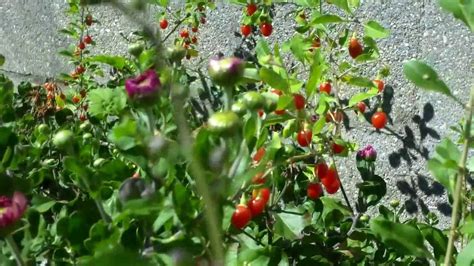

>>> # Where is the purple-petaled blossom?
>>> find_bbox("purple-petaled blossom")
[125,70,161,102]
[363,145,377,161]
[356,145,377,161]
[0,192,27,229]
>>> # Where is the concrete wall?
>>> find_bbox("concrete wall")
[0,0,473,227]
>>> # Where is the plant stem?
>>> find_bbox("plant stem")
[5,235,25,266]
[172,96,224,263]
[444,86,474,265]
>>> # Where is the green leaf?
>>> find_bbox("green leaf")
[439,0,474,31]
[274,209,308,240]
[328,0,351,13]
[0,54,4,67]
[348,90,378,107]
[312,116,326,134]
[31,196,56,213]
[88,88,127,119]
[403,60,452,97]
[320,197,351,226]
[457,240,474,266]
[364,20,390,39]
[427,138,460,194]
[370,218,431,258]
[306,50,325,96]
[285,35,310,62]
[259,67,289,91]
[460,221,474,235]
[341,75,375,88]
[418,223,447,263]
[108,119,141,151]
[87,55,127,70]
[311,14,345,24]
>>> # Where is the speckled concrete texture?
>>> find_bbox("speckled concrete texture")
[0,0,473,227]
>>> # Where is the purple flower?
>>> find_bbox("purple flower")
[125,70,161,103]
[357,145,377,161]
[363,145,377,161]
[0,192,27,229]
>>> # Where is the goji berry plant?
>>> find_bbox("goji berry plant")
[0,0,472,265]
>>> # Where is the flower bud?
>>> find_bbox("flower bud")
[207,111,240,135]
[208,57,245,87]
[363,145,377,161]
[125,70,161,105]
[356,145,377,162]
[53,130,74,149]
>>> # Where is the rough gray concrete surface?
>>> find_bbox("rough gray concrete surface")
[0,0,473,228]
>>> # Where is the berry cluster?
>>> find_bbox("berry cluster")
[240,3,273,38]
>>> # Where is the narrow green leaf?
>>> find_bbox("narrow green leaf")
[403,60,452,97]
[364,20,390,39]
[342,75,375,88]
[311,14,345,24]
[312,116,326,134]
[0,54,4,67]
[348,90,378,107]
[306,50,325,96]
[87,55,127,69]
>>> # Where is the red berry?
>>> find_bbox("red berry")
[191,36,198,44]
[260,22,273,37]
[82,104,88,111]
[180,29,189,38]
[79,114,87,121]
[80,89,87,98]
[252,172,265,184]
[231,204,252,229]
[348,37,363,59]
[357,102,366,113]
[246,3,258,16]
[248,197,266,216]
[371,110,388,129]
[297,129,313,147]
[84,35,92,44]
[253,147,266,163]
[258,109,264,118]
[75,65,85,74]
[160,19,168,29]
[258,188,271,203]
[85,14,93,26]
[72,95,81,104]
[324,178,340,194]
[373,79,385,92]
[315,163,328,180]
[200,17,206,24]
[78,42,86,50]
[307,183,323,200]
[241,25,252,37]
[332,143,345,154]
[319,82,331,94]
[60,93,66,100]
[321,167,340,194]
[293,94,305,110]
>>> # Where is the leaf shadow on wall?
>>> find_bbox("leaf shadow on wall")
[387,102,440,168]
[384,101,448,216]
